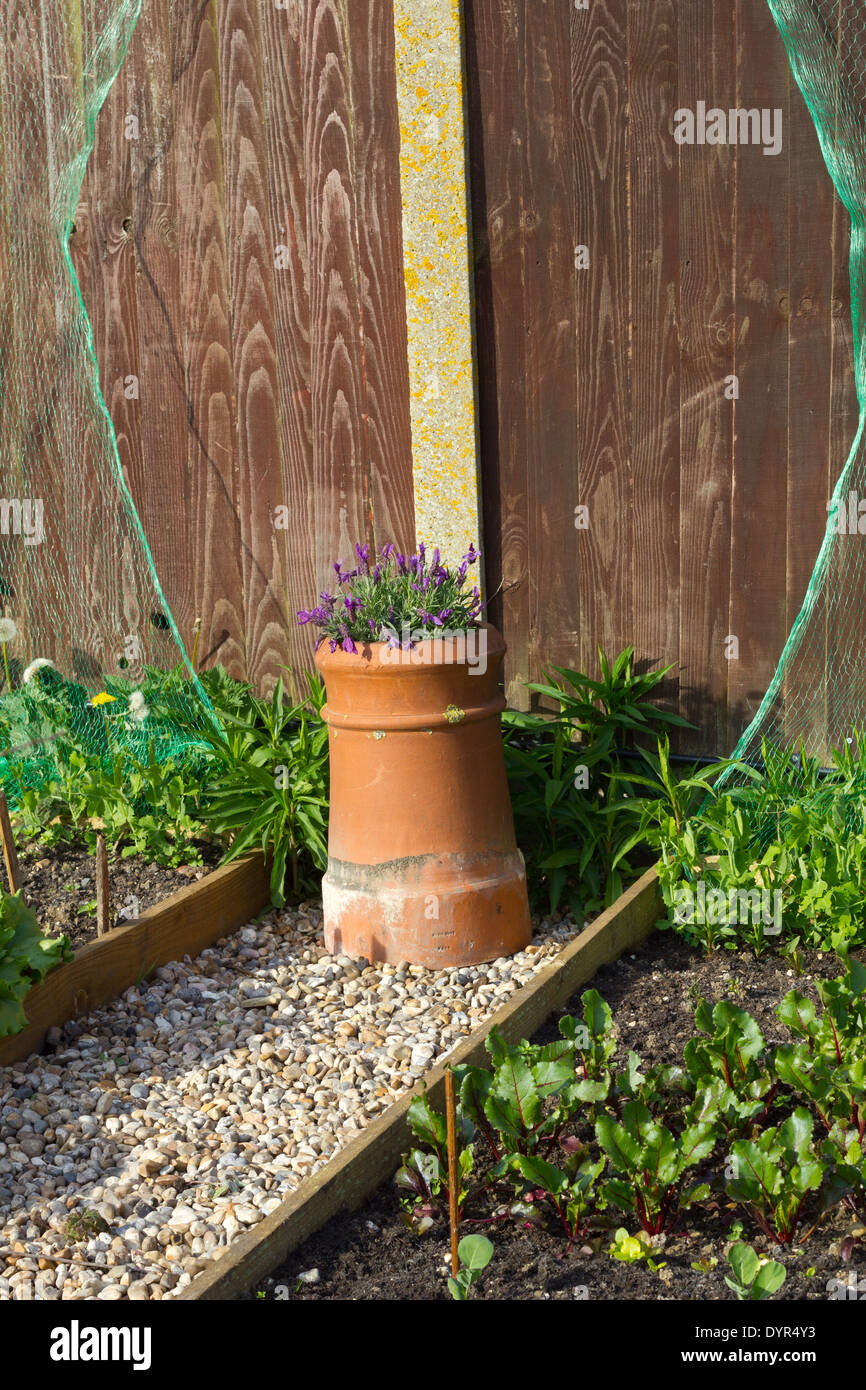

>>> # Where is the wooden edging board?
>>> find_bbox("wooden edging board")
[182,864,662,1300]
[0,852,271,1068]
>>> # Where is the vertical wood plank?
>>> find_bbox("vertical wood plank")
[303,0,370,586]
[727,0,790,753]
[783,46,835,753]
[572,0,631,678]
[347,0,415,555]
[217,0,290,691]
[170,0,245,679]
[523,0,578,685]
[677,0,735,753]
[258,0,317,688]
[125,0,196,647]
[464,0,530,708]
[628,0,680,717]
[84,50,143,591]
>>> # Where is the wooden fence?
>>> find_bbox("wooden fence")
[467,0,858,752]
[73,0,859,754]
[73,0,415,693]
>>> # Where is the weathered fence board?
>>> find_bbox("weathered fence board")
[75,0,416,694]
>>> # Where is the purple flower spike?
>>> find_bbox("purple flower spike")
[297,609,313,625]
[463,542,479,565]
[342,635,357,654]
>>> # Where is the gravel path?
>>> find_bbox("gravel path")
[0,903,581,1300]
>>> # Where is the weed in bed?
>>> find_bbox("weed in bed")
[724,1242,786,1300]
[447,1234,494,1301]
[609,1227,667,1272]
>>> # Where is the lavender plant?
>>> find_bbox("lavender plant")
[297,542,484,653]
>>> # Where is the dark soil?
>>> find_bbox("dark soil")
[13,838,224,950]
[248,931,866,1301]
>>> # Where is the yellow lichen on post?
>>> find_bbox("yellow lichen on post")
[393,0,481,569]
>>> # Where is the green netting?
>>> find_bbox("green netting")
[723,1,866,814]
[0,0,215,803]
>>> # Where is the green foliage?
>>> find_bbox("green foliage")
[608,1227,667,1272]
[724,1242,786,1301]
[7,662,332,907]
[447,1235,494,1301]
[645,736,866,954]
[397,966,866,1265]
[64,1209,110,1244]
[201,674,329,906]
[595,1101,715,1236]
[13,744,212,868]
[503,647,691,918]
[683,997,776,1136]
[0,891,70,1037]
[727,1109,826,1245]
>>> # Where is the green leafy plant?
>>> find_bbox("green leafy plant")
[646,735,866,954]
[447,1234,493,1301]
[503,1149,603,1249]
[396,1091,474,1231]
[683,996,776,1136]
[0,891,70,1037]
[504,647,691,917]
[724,1242,786,1301]
[726,1109,826,1245]
[202,674,329,905]
[64,1209,110,1243]
[595,1100,716,1236]
[608,1226,667,1272]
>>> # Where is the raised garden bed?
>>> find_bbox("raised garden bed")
[17,838,223,951]
[245,929,864,1302]
[0,852,271,1068]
